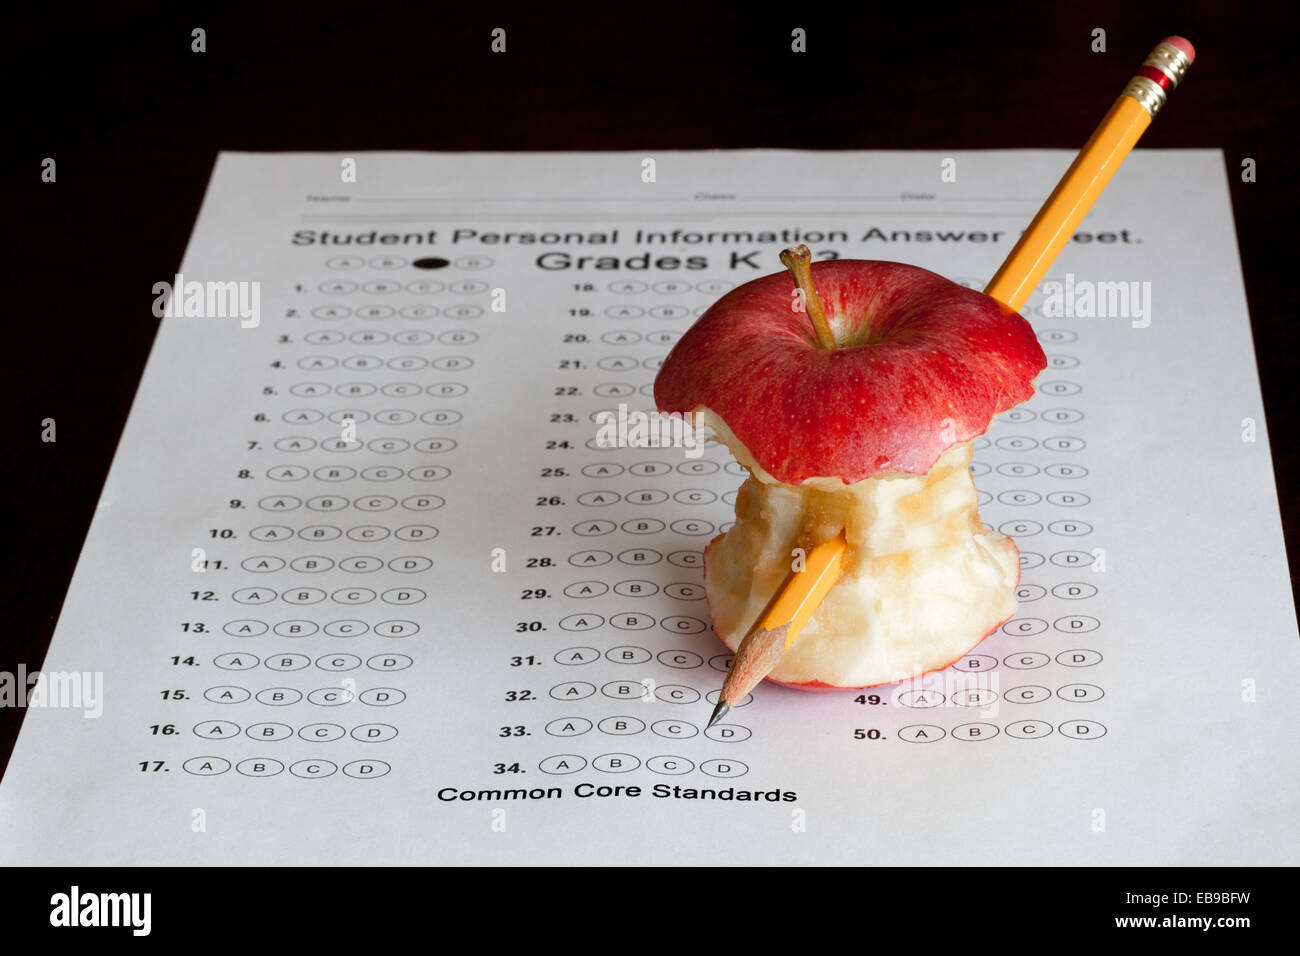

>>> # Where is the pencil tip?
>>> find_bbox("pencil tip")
[707,699,730,729]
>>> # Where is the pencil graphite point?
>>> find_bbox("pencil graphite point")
[715,621,793,717]
[707,700,730,729]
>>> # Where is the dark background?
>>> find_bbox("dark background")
[6,1,1296,776]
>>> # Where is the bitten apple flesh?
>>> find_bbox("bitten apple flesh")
[697,410,1020,689]
[655,258,1045,691]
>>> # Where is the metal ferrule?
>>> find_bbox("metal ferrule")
[1122,75,1167,117]
[1145,42,1193,87]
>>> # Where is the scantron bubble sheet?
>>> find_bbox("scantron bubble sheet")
[2,150,1296,865]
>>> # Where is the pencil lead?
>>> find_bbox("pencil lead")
[707,699,730,729]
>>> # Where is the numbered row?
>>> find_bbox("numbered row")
[265,463,455,482]
[554,646,720,666]
[295,354,478,372]
[973,434,1086,453]
[953,649,1102,670]
[897,721,1106,742]
[318,278,490,295]
[1020,551,1105,571]
[994,407,1083,424]
[184,756,388,778]
[610,277,735,296]
[245,523,436,542]
[223,618,417,638]
[549,681,740,704]
[588,329,682,346]
[570,488,725,507]
[581,459,744,478]
[979,490,1091,507]
[289,381,468,398]
[194,721,398,742]
[258,494,445,512]
[552,613,708,634]
[561,580,703,600]
[229,587,427,606]
[568,548,702,570]
[300,328,478,346]
[574,515,738,538]
[269,437,456,454]
[605,303,700,320]
[1014,581,1098,601]
[314,303,484,319]
[210,652,412,672]
[204,685,404,706]
[543,715,746,742]
[994,519,1093,537]
[560,356,665,372]
[971,461,1088,479]
[279,409,462,426]
[891,683,1104,707]
[240,554,433,574]
[537,754,746,777]
[1002,615,1100,635]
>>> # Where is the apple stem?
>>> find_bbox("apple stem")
[779,244,836,350]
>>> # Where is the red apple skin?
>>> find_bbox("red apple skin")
[655,260,1046,485]
[703,533,1023,692]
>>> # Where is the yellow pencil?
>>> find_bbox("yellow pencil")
[710,36,1196,728]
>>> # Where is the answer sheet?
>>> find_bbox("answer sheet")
[3,150,1296,865]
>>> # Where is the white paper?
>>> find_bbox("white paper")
[3,149,1296,865]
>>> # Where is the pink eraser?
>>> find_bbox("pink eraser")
[1161,35,1195,64]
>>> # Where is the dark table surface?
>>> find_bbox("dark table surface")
[7,1,1297,776]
